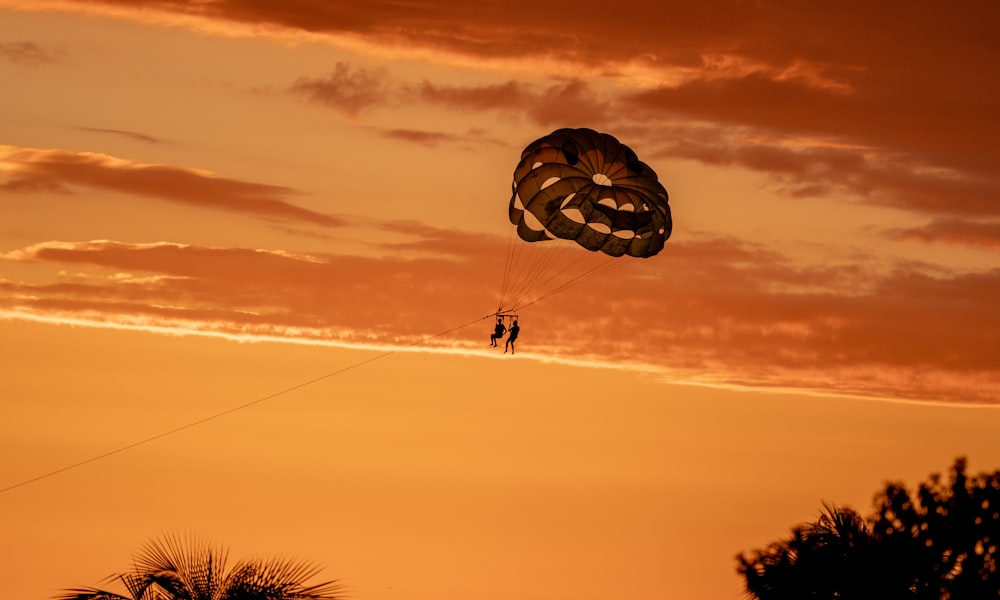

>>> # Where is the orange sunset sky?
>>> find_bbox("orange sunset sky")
[2,1,1000,599]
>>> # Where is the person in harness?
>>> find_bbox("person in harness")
[505,320,520,354]
[490,317,507,347]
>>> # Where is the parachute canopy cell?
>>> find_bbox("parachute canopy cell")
[509,128,672,258]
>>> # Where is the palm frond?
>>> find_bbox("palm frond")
[224,557,344,600]
[55,588,134,600]
[62,535,342,600]
[132,533,231,600]
[56,571,161,600]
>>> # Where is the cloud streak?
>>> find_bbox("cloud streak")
[77,127,166,144]
[290,62,391,117]
[885,219,1000,252]
[289,64,608,128]
[0,40,59,64]
[0,145,345,227]
[4,231,999,404]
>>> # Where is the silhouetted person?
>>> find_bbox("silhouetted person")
[490,318,506,347]
[505,320,520,354]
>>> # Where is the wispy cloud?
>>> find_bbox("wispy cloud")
[77,127,166,144]
[415,78,609,127]
[12,2,994,90]
[379,128,505,148]
[415,80,531,112]
[613,120,1000,227]
[626,74,1000,209]
[884,219,1000,251]
[0,40,59,65]
[379,128,470,147]
[0,145,345,227]
[291,64,609,132]
[289,62,391,118]
[0,1,888,79]
[4,233,999,404]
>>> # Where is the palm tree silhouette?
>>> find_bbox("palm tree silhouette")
[738,458,1000,599]
[739,503,878,600]
[58,535,342,600]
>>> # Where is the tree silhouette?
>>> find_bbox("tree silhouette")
[58,535,342,600]
[737,458,1000,599]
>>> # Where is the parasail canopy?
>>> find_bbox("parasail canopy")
[509,127,672,258]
